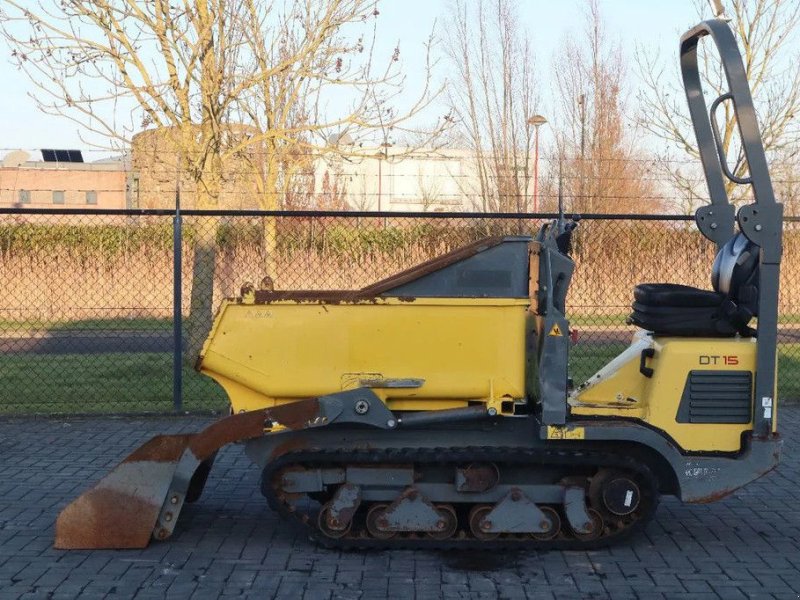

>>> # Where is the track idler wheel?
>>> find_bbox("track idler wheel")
[590,470,641,517]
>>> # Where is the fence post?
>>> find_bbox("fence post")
[172,205,183,413]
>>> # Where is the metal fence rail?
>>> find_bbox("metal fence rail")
[1,208,798,415]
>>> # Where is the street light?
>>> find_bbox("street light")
[377,141,392,212]
[527,114,547,213]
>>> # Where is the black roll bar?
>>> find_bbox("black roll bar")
[680,19,783,438]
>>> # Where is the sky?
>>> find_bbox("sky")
[0,0,714,160]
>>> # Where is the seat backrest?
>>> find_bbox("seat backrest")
[711,232,759,296]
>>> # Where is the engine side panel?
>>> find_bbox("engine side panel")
[571,336,762,452]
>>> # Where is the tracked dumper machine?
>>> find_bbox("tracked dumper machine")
[56,19,783,550]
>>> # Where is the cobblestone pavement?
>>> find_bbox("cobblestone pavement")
[0,409,798,600]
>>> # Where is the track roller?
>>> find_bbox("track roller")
[571,508,604,541]
[318,502,351,539]
[468,505,499,540]
[365,504,395,540]
[531,507,561,541]
[427,505,458,540]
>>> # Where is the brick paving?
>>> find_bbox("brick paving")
[0,409,798,600]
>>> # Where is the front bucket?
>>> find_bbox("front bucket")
[55,434,194,549]
[54,398,355,550]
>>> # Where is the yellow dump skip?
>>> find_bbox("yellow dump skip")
[199,297,529,413]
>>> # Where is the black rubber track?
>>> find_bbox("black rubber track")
[261,446,660,550]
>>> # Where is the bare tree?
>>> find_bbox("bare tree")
[231,3,446,273]
[1,1,445,360]
[637,0,800,212]
[444,0,539,213]
[553,0,658,214]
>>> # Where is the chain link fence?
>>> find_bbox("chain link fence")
[1,208,798,415]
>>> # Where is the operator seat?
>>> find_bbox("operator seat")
[628,233,759,337]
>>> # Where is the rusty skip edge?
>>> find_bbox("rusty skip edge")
[54,398,325,550]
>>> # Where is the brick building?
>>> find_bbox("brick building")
[0,150,130,210]
[0,142,496,213]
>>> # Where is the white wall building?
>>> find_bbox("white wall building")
[315,147,491,212]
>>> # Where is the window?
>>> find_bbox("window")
[18,190,30,204]
[85,191,97,205]
[52,190,65,204]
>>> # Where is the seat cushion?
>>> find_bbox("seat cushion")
[633,283,724,308]
[629,283,740,337]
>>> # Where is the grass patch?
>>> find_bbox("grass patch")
[0,352,227,415]
[570,343,628,386]
[4,313,800,332]
[568,313,800,327]
[778,344,800,402]
[1,343,798,415]
[571,342,800,402]
[568,314,629,327]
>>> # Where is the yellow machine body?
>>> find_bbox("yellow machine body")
[200,294,765,454]
[571,335,762,452]
[199,297,528,414]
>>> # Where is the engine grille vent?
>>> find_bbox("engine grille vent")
[676,370,752,424]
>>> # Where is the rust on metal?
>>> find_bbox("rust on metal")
[455,463,500,493]
[380,487,443,532]
[187,399,322,461]
[327,483,362,531]
[186,410,270,461]
[123,434,194,463]
[252,290,368,304]
[54,434,193,550]
[56,399,328,550]
[56,487,165,550]
[689,460,779,504]
[690,486,739,504]
[265,398,324,431]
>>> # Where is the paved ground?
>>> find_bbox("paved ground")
[0,411,798,600]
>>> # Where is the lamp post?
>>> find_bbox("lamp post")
[376,141,392,212]
[527,114,547,213]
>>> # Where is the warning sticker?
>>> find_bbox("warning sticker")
[549,323,564,337]
[547,425,585,440]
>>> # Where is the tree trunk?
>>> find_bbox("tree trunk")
[185,214,219,366]
[185,158,221,365]
[259,160,281,286]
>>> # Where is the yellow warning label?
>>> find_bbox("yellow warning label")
[547,426,585,440]
[549,323,564,337]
